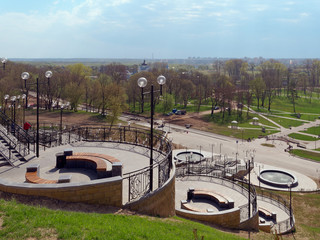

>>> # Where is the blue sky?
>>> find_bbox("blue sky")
[0,0,319,59]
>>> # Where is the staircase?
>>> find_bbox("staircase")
[0,110,36,167]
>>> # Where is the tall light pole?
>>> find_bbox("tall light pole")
[288,180,293,226]
[4,94,9,114]
[248,158,251,219]
[138,78,147,113]
[138,75,166,192]
[59,105,64,144]
[1,57,7,70]
[21,72,30,109]
[10,96,16,135]
[45,71,53,109]
[24,71,53,157]
[21,94,26,124]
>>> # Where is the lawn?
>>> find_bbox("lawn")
[202,113,279,140]
[251,95,320,114]
[0,199,244,240]
[288,133,318,141]
[289,149,320,162]
[265,115,306,128]
[300,125,320,136]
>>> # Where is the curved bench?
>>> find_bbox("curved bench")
[66,155,108,179]
[73,152,120,163]
[259,207,277,221]
[26,171,58,184]
[191,189,234,209]
[25,164,71,184]
[181,200,214,213]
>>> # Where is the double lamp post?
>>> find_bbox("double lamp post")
[137,75,166,192]
[21,71,53,158]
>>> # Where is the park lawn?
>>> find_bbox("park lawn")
[300,125,320,136]
[288,133,318,141]
[265,115,306,128]
[250,95,320,114]
[0,199,245,240]
[202,114,279,140]
[289,149,320,162]
[272,113,319,121]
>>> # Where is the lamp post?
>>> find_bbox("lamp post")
[138,77,147,113]
[45,71,53,109]
[21,94,26,124]
[59,105,64,144]
[248,158,251,219]
[10,96,17,135]
[137,75,166,192]
[21,72,30,109]
[24,71,53,158]
[288,180,293,227]
[4,94,9,114]
[1,57,7,70]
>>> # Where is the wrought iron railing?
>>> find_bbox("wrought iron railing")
[176,174,257,223]
[0,110,35,157]
[257,190,294,233]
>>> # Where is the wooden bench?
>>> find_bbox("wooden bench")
[191,189,234,209]
[66,155,108,178]
[73,152,120,163]
[25,164,71,184]
[259,207,277,221]
[180,200,213,213]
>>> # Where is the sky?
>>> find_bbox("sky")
[0,0,319,59]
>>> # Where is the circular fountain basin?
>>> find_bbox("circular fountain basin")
[174,151,205,163]
[258,169,298,188]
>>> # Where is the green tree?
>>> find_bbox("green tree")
[250,77,266,110]
[160,93,174,113]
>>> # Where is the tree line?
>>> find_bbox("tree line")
[1,58,320,124]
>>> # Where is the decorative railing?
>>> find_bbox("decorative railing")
[0,110,35,157]
[175,174,258,223]
[257,190,294,233]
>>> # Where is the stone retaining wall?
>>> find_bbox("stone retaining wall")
[0,177,123,207]
[176,208,240,229]
[124,166,176,217]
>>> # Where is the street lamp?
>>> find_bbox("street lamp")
[137,77,147,113]
[21,94,26,124]
[137,75,166,192]
[288,180,294,227]
[59,105,64,144]
[4,94,9,114]
[247,158,252,219]
[24,71,53,157]
[157,75,166,95]
[1,57,7,70]
[21,72,30,109]
[10,96,17,135]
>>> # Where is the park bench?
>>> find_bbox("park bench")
[258,207,277,221]
[66,155,108,178]
[180,200,214,213]
[188,188,234,209]
[25,164,71,184]
[73,152,120,163]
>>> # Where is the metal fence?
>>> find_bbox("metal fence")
[257,190,294,234]
[176,174,258,223]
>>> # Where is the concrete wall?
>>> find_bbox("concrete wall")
[239,211,259,231]
[124,168,176,217]
[0,177,123,207]
[176,208,241,229]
